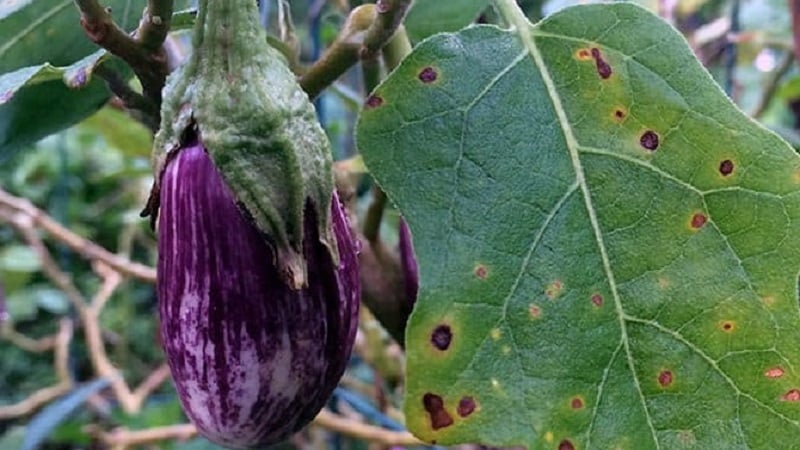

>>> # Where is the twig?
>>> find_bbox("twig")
[91,409,422,449]
[0,208,87,310]
[74,0,172,104]
[362,187,387,243]
[313,409,422,446]
[750,51,795,119]
[791,0,800,62]
[138,0,175,52]
[724,0,741,97]
[0,189,156,283]
[0,319,74,419]
[300,4,375,100]
[94,65,160,132]
[360,0,412,59]
[82,264,169,414]
[2,326,57,353]
[91,423,197,449]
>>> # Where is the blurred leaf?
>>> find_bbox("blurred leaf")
[35,288,69,314]
[22,378,110,450]
[0,245,40,272]
[0,426,26,449]
[172,7,197,30]
[80,106,153,158]
[778,76,800,100]
[358,3,800,448]
[6,289,40,321]
[404,0,489,42]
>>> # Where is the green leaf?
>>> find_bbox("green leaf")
[404,0,489,42]
[0,0,144,156]
[357,3,800,449]
[0,245,41,272]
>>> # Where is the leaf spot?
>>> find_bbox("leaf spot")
[418,67,438,83]
[474,264,488,280]
[691,213,707,229]
[613,108,626,122]
[558,439,576,450]
[502,345,511,355]
[640,130,659,151]
[570,396,584,409]
[431,325,452,350]
[591,293,603,307]
[457,396,476,417]
[720,320,735,332]
[365,95,383,109]
[590,47,612,79]
[491,378,500,389]
[719,159,735,176]
[782,389,800,402]
[529,304,542,318]
[765,367,785,378]
[575,48,592,60]
[545,280,564,299]
[422,393,454,430]
[658,370,673,387]
[490,328,502,340]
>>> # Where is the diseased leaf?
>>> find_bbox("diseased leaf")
[357,3,800,449]
[404,0,489,42]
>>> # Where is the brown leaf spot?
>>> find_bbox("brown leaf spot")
[365,95,383,109]
[658,370,673,387]
[640,130,659,151]
[545,280,564,299]
[431,325,452,351]
[765,367,785,378]
[591,294,603,307]
[719,159,734,176]
[418,67,438,83]
[457,396,476,417]
[422,393,454,430]
[782,389,800,402]
[720,320,735,332]
[529,304,542,318]
[613,108,626,122]
[590,47,612,79]
[571,396,584,409]
[474,264,488,280]
[559,439,575,450]
[691,213,707,229]
[575,48,592,60]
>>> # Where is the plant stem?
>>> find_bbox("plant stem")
[74,0,173,107]
[493,0,531,32]
[300,4,376,100]
[139,0,175,52]
[360,0,412,59]
[381,24,411,71]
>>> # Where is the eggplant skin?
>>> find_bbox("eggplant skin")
[157,144,359,448]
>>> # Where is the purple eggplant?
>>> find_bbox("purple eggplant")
[157,143,359,448]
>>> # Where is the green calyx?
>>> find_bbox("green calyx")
[149,0,336,289]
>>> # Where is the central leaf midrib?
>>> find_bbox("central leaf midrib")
[494,1,660,447]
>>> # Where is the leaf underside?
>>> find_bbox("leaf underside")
[357,4,800,449]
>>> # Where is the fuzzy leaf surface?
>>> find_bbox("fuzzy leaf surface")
[357,4,800,449]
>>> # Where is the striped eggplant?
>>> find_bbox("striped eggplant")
[157,144,359,448]
[144,0,361,443]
